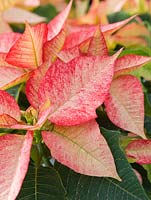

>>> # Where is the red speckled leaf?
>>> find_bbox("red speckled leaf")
[26,62,49,109]
[47,0,72,41]
[0,90,20,122]
[88,27,108,56]
[0,32,20,53]
[63,28,94,49]
[58,46,80,63]
[38,52,120,126]
[43,29,66,64]
[65,16,135,49]
[104,75,145,138]
[0,67,29,90]
[0,131,33,200]
[101,16,136,34]
[6,23,47,69]
[59,37,92,63]
[42,120,120,179]
[68,16,135,34]
[114,55,151,77]
[126,139,151,164]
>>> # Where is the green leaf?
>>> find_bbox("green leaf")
[141,164,151,198]
[120,47,151,57]
[55,128,149,200]
[17,164,67,200]
[33,4,58,23]
[144,93,151,116]
[131,62,151,81]
[145,116,151,137]
[108,11,131,23]
[6,84,23,102]
[143,164,151,184]
[18,91,30,111]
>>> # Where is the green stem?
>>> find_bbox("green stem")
[33,131,51,167]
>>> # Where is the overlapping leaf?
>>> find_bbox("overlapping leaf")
[63,27,98,49]
[114,54,151,77]
[101,15,136,34]
[126,139,151,164]
[26,63,49,109]
[0,53,13,66]
[0,131,33,200]
[47,0,72,41]
[55,128,149,200]
[58,46,80,63]
[38,54,119,126]
[0,67,29,90]
[88,27,108,56]
[0,32,21,53]
[43,29,66,63]
[67,16,135,49]
[6,23,47,69]
[59,27,108,62]
[42,120,120,179]
[0,90,20,125]
[104,75,145,138]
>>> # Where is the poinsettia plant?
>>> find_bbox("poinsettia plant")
[0,1,151,199]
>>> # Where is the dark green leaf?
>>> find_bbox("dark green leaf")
[6,84,23,102]
[17,164,67,200]
[18,91,30,110]
[145,116,151,137]
[140,13,151,24]
[144,93,151,116]
[55,128,149,200]
[108,11,131,23]
[33,4,58,23]
[143,164,151,184]
[10,24,25,33]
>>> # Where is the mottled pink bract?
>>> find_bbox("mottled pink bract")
[6,23,47,69]
[42,120,120,180]
[0,131,33,200]
[0,90,20,122]
[114,54,151,76]
[126,139,151,164]
[0,32,21,53]
[38,54,118,126]
[104,75,145,138]
[47,0,72,41]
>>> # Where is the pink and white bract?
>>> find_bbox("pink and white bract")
[0,1,150,199]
